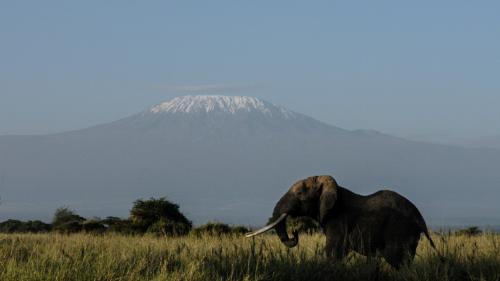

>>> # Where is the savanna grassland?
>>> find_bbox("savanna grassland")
[1,232,499,281]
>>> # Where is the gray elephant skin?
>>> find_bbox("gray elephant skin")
[247,175,436,268]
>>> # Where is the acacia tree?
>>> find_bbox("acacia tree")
[129,197,192,235]
[52,207,85,233]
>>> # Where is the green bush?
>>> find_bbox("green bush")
[192,222,232,236]
[26,220,52,232]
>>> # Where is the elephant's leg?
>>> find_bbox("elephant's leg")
[382,243,405,269]
[401,237,419,265]
[382,237,418,269]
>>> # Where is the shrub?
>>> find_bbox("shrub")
[82,220,107,234]
[147,218,191,236]
[192,222,232,236]
[187,222,250,236]
[54,221,83,233]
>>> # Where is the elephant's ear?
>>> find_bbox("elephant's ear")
[318,176,338,225]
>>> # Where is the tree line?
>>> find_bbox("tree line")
[0,197,251,236]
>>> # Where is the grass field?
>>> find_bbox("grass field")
[1,232,499,281]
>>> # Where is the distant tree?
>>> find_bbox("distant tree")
[129,197,192,234]
[52,207,85,226]
[456,226,482,236]
[52,207,85,233]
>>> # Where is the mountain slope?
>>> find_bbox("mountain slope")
[1,95,499,225]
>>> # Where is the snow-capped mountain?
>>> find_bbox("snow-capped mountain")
[1,95,500,226]
[90,96,340,142]
[148,95,297,119]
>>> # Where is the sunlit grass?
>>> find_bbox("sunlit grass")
[0,232,499,281]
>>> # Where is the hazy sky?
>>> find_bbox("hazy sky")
[1,1,499,142]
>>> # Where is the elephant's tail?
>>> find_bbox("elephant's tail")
[412,206,435,248]
[413,208,442,256]
[417,215,446,262]
[423,228,436,249]
[423,228,447,263]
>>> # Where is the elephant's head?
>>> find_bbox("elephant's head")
[246,175,338,248]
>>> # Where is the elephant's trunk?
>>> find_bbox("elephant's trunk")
[272,195,299,248]
[244,192,299,248]
[273,214,298,248]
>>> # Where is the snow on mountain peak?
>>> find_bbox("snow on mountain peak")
[149,95,297,119]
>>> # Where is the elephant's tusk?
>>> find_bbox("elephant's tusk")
[245,213,288,238]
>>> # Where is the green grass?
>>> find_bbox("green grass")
[0,232,499,281]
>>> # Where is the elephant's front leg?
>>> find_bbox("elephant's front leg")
[324,224,350,260]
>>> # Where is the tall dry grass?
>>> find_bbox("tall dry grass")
[0,232,499,281]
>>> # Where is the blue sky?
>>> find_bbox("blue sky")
[1,1,499,142]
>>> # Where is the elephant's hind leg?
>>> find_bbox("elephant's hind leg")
[382,238,418,269]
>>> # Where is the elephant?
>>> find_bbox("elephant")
[246,175,437,268]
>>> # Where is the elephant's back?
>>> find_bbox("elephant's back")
[365,190,420,218]
[364,190,428,233]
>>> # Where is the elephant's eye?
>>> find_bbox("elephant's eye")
[297,186,307,195]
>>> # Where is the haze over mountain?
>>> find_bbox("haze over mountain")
[405,133,500,152]
[461,135,500,151]
[1,95,499,226]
